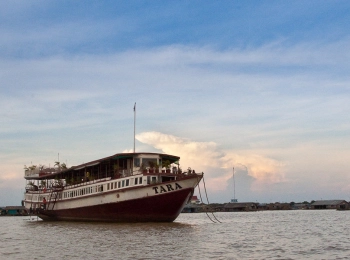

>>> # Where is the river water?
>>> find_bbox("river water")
[1,210,350,259]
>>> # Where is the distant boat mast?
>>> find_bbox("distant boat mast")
[232,167,238,203]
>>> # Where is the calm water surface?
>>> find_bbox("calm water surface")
[1,210,350,259]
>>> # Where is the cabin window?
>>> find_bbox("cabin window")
[126,179,129,186]
[134,158,140,167]
[107,183,110,190]
[122,180,125,187]
[142,158,157,168]
[152,177,157,184]
[114,182,117,189]
[147,176,150,184]
[139,177,143,184]
[118,181,121,188]
[135,178,138,185]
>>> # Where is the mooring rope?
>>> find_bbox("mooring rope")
[197,176,217,223]
[201,175,222,223]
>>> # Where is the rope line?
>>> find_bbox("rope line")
[197,176,216,223]
[202,176,222,223]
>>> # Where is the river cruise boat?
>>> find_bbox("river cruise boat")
[23,152,203,222]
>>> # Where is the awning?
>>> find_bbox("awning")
[74,162,100,170]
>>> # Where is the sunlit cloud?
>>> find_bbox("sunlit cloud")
[136,131,224,169]
[136,131,286,193]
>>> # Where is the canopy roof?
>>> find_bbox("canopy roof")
[25,152,180,180]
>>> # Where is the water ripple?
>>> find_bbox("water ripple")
[1,210,350,259]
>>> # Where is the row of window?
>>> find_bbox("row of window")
[61,176,145,199]
[106,176,143,191]
[27,176,147,202]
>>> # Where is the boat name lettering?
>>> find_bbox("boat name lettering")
[152,183,182,194]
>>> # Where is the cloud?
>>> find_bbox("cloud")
[136,131,224,169]
[136,131,285,193]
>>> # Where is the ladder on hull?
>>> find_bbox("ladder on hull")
[46,185,64,211]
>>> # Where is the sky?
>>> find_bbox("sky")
[1,0,350,206]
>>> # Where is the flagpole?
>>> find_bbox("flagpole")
[133,102,136,153]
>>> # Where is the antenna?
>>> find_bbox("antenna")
[133,102,136,153]
[232,167,237,203]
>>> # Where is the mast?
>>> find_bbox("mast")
[232,167,237,203]
[233,167,235,201]
[133,102,136,153]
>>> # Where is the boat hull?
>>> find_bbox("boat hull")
[37,187,194,222]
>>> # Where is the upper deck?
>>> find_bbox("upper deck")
[24,152,181,181]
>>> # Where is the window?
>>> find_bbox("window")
[135,178,138,185]
[139,177,143,184]
[118,181,121,188]
[152,177,157,184]
[134,158,140,167]
[126,179,129,186]
[122,180,125,187]
[142,158,157,168]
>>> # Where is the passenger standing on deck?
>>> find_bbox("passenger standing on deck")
[42,197,47,210]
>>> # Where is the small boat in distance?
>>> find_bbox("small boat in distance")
[23,152,203,222]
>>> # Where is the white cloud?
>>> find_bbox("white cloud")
[136,131,286,193]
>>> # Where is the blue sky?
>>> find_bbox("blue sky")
[1,1,350,206]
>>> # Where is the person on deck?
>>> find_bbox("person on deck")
[42,198,47,210]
